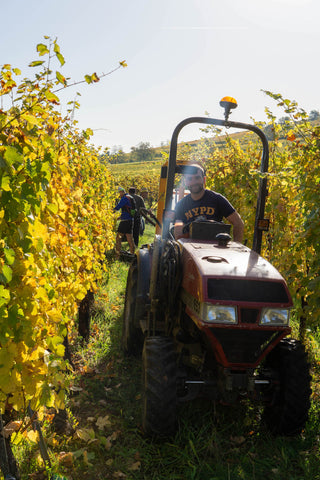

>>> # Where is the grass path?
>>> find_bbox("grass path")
[13,226,320,480]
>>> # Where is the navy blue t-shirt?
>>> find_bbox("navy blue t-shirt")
[174,190,235,224]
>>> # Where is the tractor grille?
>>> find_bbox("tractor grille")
[209,328,282,364]
[207,279,289,303]
[240,308,259,324]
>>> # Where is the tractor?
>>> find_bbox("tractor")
[122,97,311,437]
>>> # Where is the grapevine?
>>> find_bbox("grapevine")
[0,38,118,413]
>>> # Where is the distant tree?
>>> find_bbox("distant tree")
[309,110,320,121]
[278,116,291,125]
[264,124,275,141]
[111,145,123,155]
[109,146,128,163]
[99,151,110,164]
[129,142,154,163]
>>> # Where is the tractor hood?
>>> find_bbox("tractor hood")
[179,239,292,307]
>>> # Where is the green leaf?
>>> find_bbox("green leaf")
[56,343,65,357]
[84,74,93,84]
[53,43,65,65]
[22,113,40,126]
[56,71,67,86]
[0,264,12,284]
[71,447,86,459]
[47,335,64,350]
[47,203,58,214]
[4,146,23,167]
[0,285,10,308]
[56,52,65,66]
[28,60,45,67]
[4,248,15,266]
[35,237,44,252]
[44,90,60,104]
[0,175,11,192]
[82,128,93,139]
[0,285,10,300]
[12,68,21,75]
[37,43,49,56]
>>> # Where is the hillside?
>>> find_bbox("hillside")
[108,117,320,165]
[108,129,253,167]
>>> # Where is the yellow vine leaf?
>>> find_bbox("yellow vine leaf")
[27,430,39,443]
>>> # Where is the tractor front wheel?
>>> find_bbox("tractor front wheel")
[142,336,177,437]
[263,338,311,436]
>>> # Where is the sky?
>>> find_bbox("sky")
[1,0,319,152]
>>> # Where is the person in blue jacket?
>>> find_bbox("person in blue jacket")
[114,187,135,258]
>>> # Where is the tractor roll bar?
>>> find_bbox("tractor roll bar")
[162,117,269,255]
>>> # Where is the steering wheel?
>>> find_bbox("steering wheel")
[182,215,209,234]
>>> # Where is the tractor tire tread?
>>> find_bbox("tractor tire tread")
[263,338,311,436]
[142,336,177,437]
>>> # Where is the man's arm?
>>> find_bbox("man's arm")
[174,220,184,240]
[114,196,127,212]
[139,195,146,210]
[114,201,121,212]
[226,211,244,243]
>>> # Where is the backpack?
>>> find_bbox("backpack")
[124,194,136,217]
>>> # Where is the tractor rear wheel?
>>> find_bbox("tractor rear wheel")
[263,338,311,435]
[122,260,143,356]
[142,336,177,437]
[0,435,20,480]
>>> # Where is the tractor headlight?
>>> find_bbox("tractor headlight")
[202,304,237,324]
[260,308,290,326]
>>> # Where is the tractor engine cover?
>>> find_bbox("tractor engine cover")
[178,237,292,369]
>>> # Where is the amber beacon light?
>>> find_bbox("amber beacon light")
[219,96,238,121]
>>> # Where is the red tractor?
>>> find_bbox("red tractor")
[122,98,311,437]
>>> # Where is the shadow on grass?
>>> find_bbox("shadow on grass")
[14,251,320,480]
[62,305,320,480]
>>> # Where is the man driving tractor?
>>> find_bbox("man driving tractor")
[174,164,244,242]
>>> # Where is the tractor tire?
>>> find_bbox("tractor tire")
[122,260,143,356]
[142,336,177,437]
[263,338,311,436]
